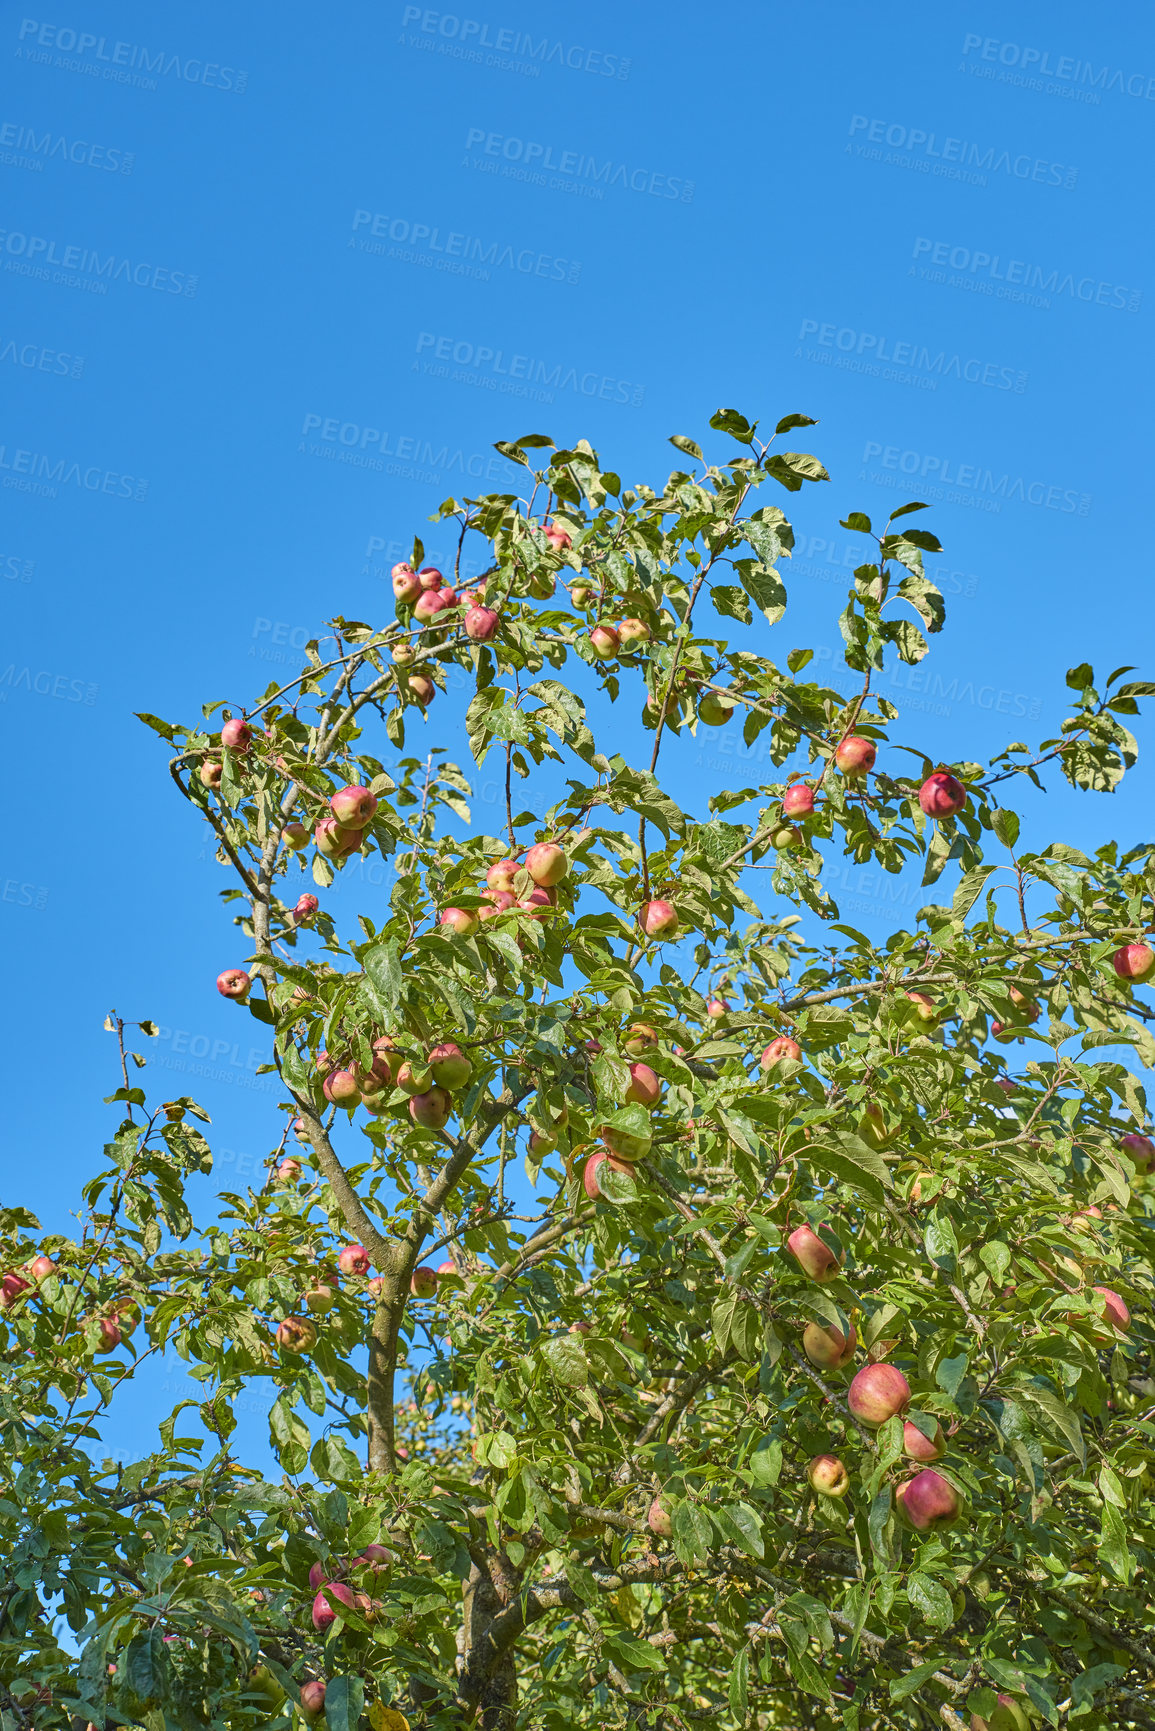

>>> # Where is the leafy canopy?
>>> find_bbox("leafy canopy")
[3,409,1155,1731]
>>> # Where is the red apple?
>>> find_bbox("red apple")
[0,1272,30,1309]
[300,1679,327,1720]
[1092,1285,1130,1334]
[706,996,729,1019]
[429,1042,471,1090]
[418,566,444,591]
[311,1582,355,1631]
[277,1157,303,1182]
[366,1036,403,1088]
[465,605,499,642]
[354,1544,392,1571]
[569,584,593,607]
[783,783,815,818]
[95,1316,121,1353]
[410,1086,452,1130]
[600,1122,650,1162]
[330,785,377,829]
[802,1320,856,1370]
[1120,1131,1154,1171]
[624,1024,658,1055]
[337,1244,370,1278]
[518,885,556,921]
[367,1277,386,1299]
[294,894,319,924]
[918,771,967,817]
[307,1562,330,1591]
[760,1036,802,1071]
[27,1254,56,1281]
[786,1224,840,1283]
[903,1418,946,1462]
[396,1061,431,1095]
[647,1497,673,1538]
[486,858,521,893]
[315,817,362,857]
[544,521,572,551]
[618,617,651,650]
[528,1129,556,1157]
[410,1266,438,1299]
[216,969,250,1000]
[994,1077,1017,1095]
[408,676,435,707]
[1114,943,1155,983]
[221,718,251,752]
[199,759,223,789]
[392,564,421,603]
[323,1069,360,1109]
[589,623,620,659]
[479,890,515,920]
[437,1259,461,1281]
[414,589,448,625]
[970,1693,1033,1731]
[277,1315,317,1354]
[1067,1204,1103,1232]
[583,1151,638,1198]
[440,906,479,937]
[834,735,876,776]
[848,1362,910,1426]
[640,899,679,940]
[624,1062,661,1108]
[697,690,733,726]
[896,1467,961,1530]
[283,821,309,849]
[305,1284,336,1315]
[807,1454,850,1499]
[904,990,937,1025]
[526,842,567,886]
[391,643,415,666]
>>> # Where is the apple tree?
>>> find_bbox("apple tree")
[3,410,1155,1731]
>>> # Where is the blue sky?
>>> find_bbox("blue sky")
[2,0,1153,1463]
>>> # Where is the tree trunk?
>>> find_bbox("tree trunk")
[459,1559,518,1730]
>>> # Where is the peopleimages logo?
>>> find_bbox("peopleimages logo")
[399,8,631,79]
[415,331,645,406]
[350,209,581,285]
[0,335,84,377]
[796,319,1026,393]
[910,238,1141,313]
[861,441,1090,516]
[848,115,1077,189]
[463,128,694,201]
[0,227,197,295]
[299,413,513,485]
[961,34,1155,101]
[0,440,148,500]
[15,19,247,91]
[0,119,134,172]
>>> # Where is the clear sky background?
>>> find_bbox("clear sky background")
[2,0,1153,1464]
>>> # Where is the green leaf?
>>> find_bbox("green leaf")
[672,1499,713,1564]
[888,1660,942,1701]
[728,1643,750,1718]
[806,1132,892,1203]
[363,943,402,1016]
[669,434,704,461]
[540,1334,589,1388]
[709,407,755,443]
[602,1632,665,1673]
[738,560,788,625]
[475,1430,517,1468]
[953,866,995,920]
[323,1675,365,1731]
[907,1571,954,1628]
[1099,1501,1135,1581]
[840,512,872,534]
[992,808,1020,849]
[1066,663,1094,689]
[717,1501,764,1558]
[888,500,930,520]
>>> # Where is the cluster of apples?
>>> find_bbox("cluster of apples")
[2,1257,142,1356]
[318,1034,472,1135]
[309,1542,392,1638]
[786,1175,1138,1528]
[440,840,569,937]
[391,560,500,651]
[274,1243,449,1357]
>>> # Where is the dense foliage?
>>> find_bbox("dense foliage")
[3,410,1155,1731]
